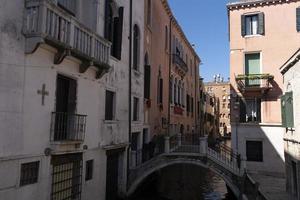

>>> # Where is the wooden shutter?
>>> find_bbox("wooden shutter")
[297,7,300,32]
[144,65,151,99]
[258,12,265,35]
[114,7,124,60]
[159,78,163,104]
[281,94,287,127]
[285,92,294,128]
[241,15,246,36]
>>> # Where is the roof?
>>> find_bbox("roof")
[162,0,201,62]
[227,0,300,10]
[280,48,300,75]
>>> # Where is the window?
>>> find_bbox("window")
[281,92,294,128]
[297,7,300,32]
[105,1,124,59]
[165,26,168,50]
[133,25,140,70]
[158,76,163,104]
[105,90,115,120]
[51,154,82,200]
[147,0,151,26]
[186,95,190,113]
[85,160,94,181]
[292,161,298,196]
[240,98,261,123]
[242,13,264,36]
[246,141,263,162]
[144,64,151,100]
[20,161,39,186]
[191,97,194,114]
[133,97,139,121]
[245,53,261,86]
[58,0,76,16]
[222,103,225,108]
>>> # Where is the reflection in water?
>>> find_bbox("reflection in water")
[130,163,236,200]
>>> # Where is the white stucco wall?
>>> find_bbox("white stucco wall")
[231,123,285,175]
[0,0,144,199]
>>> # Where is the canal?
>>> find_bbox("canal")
[129,163,237,200]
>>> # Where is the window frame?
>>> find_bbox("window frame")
[85,160,94,181]
[105,90,116,121]
[246,140,263,162]
[20,161,40,186]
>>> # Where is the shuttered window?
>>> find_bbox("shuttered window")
[281,92,294,128]
[158,78,163,104]
[133,25,140,70]
[297,7,300,32]
[133,97,139,121]
[144,65,151,99]
[104,0,124,60]
[105,90,115,120]
[241,13,264,36]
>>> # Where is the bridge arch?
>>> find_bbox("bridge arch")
[127,157,240,198]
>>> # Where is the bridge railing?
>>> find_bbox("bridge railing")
[207,143,242,175]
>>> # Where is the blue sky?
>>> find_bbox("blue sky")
[168,0,230,82]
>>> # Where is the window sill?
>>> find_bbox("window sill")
[243,34,263,38]
[104,120,118,124]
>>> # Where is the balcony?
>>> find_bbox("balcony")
[235,74,274,94]
[172,54,188,74]
[50,112,87,142]
[23,0,111,79]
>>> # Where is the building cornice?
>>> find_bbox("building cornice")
[161,0,201,63]
[227,0,300,11]
[280,48,300,75]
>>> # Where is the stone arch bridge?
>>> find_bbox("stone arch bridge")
[127,135,247,199]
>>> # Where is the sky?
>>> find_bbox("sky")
[168,0,230,82]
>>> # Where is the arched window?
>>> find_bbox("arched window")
[147,0,151,26]
[170,76,174,104]
[178,81,181,105]
[174,79,178,104]
[133,25,140,70]
[165,26,168,50]
[104,1,124,60]
[144,53,151,100]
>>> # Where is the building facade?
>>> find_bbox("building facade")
[205,79,231,137]
[228,0,300,175]
[143,0,201,142]
[0,0,144,199]
[281,49,300,199]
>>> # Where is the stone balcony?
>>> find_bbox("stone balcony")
[235,73,274,94]
[23,0,111,79]
[172,54,188,75]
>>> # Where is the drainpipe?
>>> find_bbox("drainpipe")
[127,0,133,189]
[167,17,173,137]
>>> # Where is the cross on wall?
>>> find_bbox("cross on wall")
[37,84,49,106]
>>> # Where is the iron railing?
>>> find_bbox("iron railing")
[172,54,188,72]
[235,74,274,93]
[50,112,87,142]
[207,143,241,173]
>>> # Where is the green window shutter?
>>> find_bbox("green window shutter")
[281,95,287,127]
[297,7,300,32]
[241,15,246,36]
[258,12,265,35]
[285,92,294,128]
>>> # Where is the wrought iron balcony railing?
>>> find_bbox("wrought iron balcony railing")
[23,0,111,78]
[172,54,188,73]
[235,73,274,93]
[50,112,87,142]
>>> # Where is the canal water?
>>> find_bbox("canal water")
[130,163,236,200]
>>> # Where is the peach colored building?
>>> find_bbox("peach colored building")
[205,80,231,137]
[143,0,201,143]
[228,0,300,175]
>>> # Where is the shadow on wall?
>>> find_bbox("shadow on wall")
[230,82,285,176]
